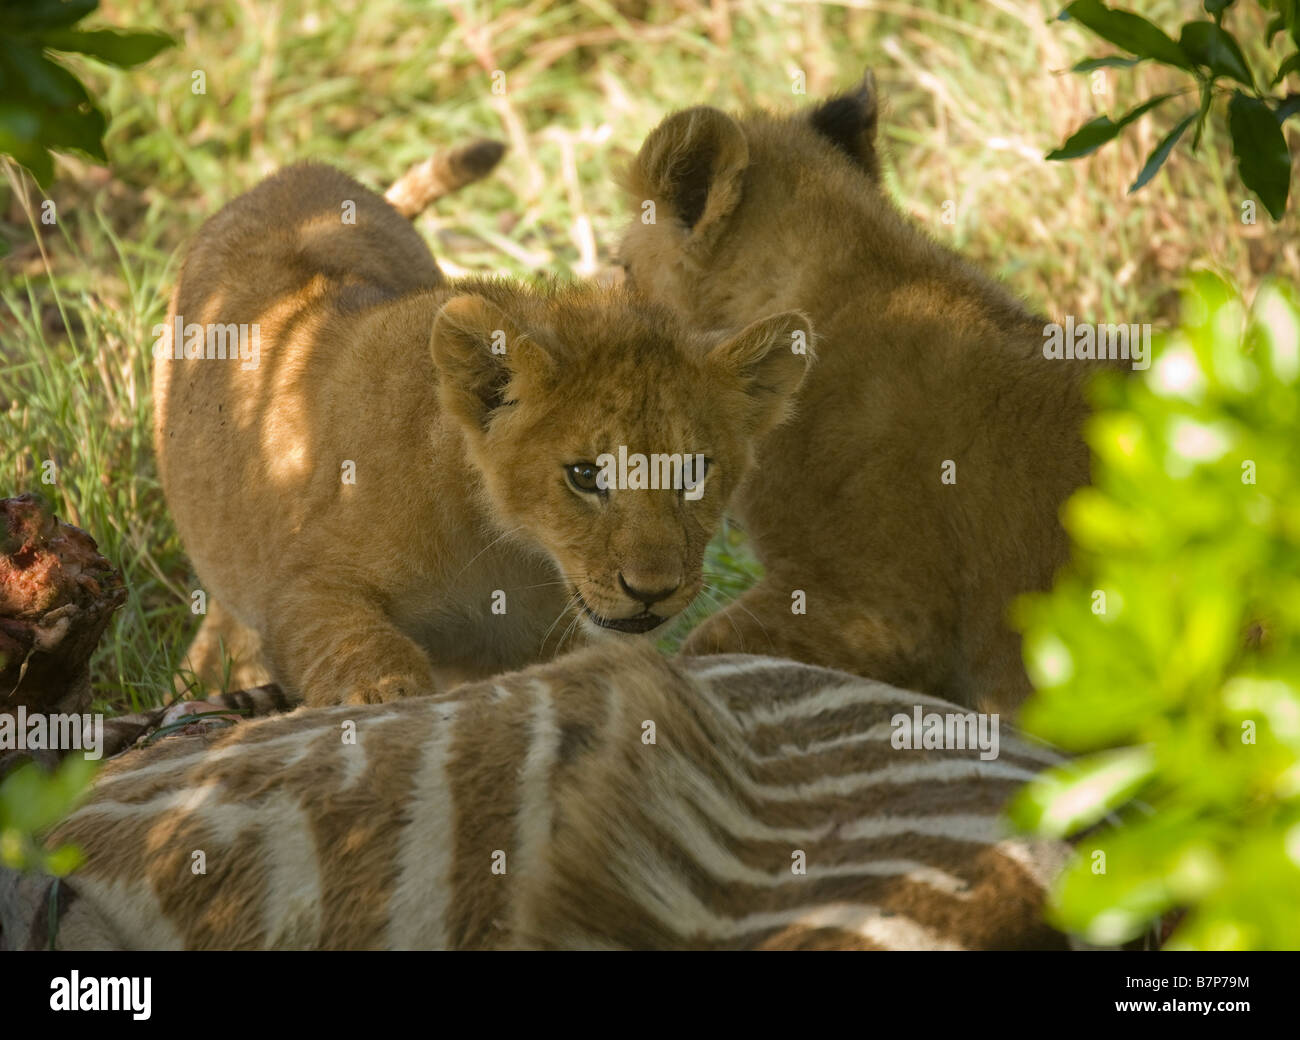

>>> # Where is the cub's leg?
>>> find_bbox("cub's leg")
[179,596,271,694]
[682,579,958,704]
[263,583,435,706]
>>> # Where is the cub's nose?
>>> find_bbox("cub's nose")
[618,571,679,608]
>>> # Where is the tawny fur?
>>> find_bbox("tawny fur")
[0,644,1074,950]
[619,74,1119,714]
[153,161,811,705]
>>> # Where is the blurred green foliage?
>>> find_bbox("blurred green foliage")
[1009,272,1300,949]
[0,755,97,876]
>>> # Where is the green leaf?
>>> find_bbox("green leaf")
[40,28,174,68]
[1072,55,1142,72]
[1008,746,1156,838]
[0,9,173,188]
[1178,21,1254,87]
[1203,0,1234,15]
[1046,93,1173,160]
[44,843,85,877]
[11,150,52,187]
[1129,112,1195,193]
[0,101,53,185]
[0,43,92,107]
[0,756,97,836]
[1057,0,1191,70]
[38,105,108,162]
[1273,53,1300,87]
[1263,3,1299,46]
[1228,91,1292,220]
[0,100,41,148]
[1049,816,1205,944]
[1046,116,1123,160]
[0,0,98,33]
[1277,93,1300,123]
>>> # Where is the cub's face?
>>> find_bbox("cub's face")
[432,285,812,637]
[618,72,882,329]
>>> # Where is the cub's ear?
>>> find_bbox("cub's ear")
[625,106,749,252]
[431,294,553,437]
[808,70,881,181]
[706,311,815,437]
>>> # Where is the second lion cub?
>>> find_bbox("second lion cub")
[154,162,811,706]
[621,75,1114,713]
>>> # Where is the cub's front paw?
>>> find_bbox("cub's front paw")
[343,672,436,705]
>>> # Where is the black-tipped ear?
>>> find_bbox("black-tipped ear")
[431,295,552,437]
[625,106,749,250]
[809,70,880,181]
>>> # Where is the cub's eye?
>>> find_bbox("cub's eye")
[565,462,604,495]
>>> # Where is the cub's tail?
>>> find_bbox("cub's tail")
[202,682,295,717]
[384,138,507,219]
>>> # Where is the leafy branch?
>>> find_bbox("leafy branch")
[1048,0,1298,219]
[0,0,173,187]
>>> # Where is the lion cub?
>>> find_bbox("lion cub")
[620,74,1106,714]
[154,162,810,706]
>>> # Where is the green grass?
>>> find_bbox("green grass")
[1,0,1296,710]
